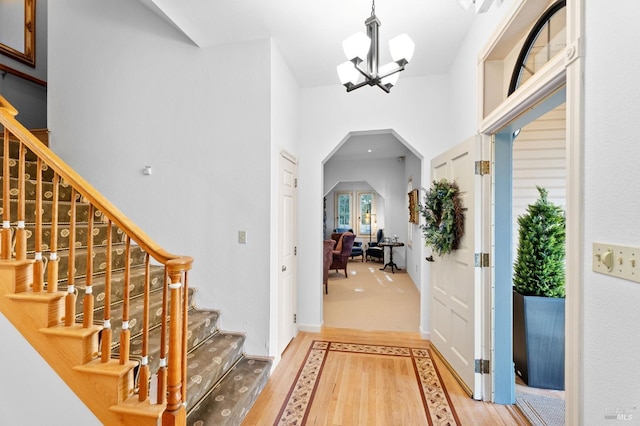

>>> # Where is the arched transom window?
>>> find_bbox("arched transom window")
[508,0,567,96]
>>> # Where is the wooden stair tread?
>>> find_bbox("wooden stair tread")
[5,290,65,302]
[40,322,102,338]
[74,358,138,377]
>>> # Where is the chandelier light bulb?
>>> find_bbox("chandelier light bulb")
[337,61,360,85]
[379,62,400,87]
[389,33,415,63]
[342,32,371,61]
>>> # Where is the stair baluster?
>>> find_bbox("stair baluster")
[82,203,95,327]
[100,219,113,363]
[15,143,26,260]
[33,157,44,292]
[64,188,77,326]
[163,264,189,423]
[138,253,151,402]
[181,270,189,405]
[157,267,169,405]
[2,128,10,259]
[47,173,59,292]
[119,235,131,365]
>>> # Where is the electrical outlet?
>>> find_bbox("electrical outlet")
[593,242,640,283]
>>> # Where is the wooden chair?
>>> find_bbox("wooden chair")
[366,229,385,262]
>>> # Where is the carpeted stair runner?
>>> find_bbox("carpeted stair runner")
[187,356,272,426]
[1,138,271,424]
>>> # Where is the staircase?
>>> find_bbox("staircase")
[0,96,271,425]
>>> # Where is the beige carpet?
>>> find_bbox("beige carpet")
[323,260,420,332]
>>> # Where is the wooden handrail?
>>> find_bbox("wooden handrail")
[0,94,193,425]
[0,63,47,87]
[0,94,185,267]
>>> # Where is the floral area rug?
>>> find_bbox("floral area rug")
[274,340,460,425]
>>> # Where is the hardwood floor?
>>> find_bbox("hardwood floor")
[242,328,528,425]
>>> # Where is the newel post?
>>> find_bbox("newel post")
[162,257,193,426]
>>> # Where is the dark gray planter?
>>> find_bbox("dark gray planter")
[513,290,565,390]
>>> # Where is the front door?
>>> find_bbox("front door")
[278,151,297,354]
[429,136,490,400]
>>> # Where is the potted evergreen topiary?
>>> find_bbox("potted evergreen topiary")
[512,186,566,390]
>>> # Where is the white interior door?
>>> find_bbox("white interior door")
[429,136,489,400]
[278,151,297,354]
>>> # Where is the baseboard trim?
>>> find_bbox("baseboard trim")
[298,323,322,333]
[419,326,430,340]
[431,344,473,398]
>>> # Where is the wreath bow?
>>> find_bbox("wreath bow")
[419,179,465,256]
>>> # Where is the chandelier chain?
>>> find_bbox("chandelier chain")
[371,0,375,17]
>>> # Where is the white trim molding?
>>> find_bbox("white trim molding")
[564,1,585,424]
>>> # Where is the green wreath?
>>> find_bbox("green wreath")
[419,179,465,256]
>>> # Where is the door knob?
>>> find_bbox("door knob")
[282,265,287,272]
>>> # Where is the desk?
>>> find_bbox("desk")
[378,241,404,273]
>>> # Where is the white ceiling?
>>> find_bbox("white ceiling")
[140,0,478,89]
[138,0,481,161]
[329,133,412,161]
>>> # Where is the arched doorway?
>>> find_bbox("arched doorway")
[321,130,426,333]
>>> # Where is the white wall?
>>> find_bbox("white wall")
[0,0,47,128]
[583,1,640,422]
[48,0,272,356]
[269,41,300,358]
[0,314,100,425]
[298,74,451,332]
[448,0,518,143]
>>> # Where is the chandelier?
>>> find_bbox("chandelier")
[337,0,415,93]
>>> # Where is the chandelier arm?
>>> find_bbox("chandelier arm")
[352,60,374,80]
[375,82,392,93]
[344,80,370,92]
[377,62,406,80]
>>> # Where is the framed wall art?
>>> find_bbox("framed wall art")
[408,188,419,224]
[0,0,36,67]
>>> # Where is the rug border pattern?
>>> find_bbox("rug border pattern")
[274,340,460,426]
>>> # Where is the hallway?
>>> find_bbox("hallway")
[323,259,420,333]
[242,328,527,425]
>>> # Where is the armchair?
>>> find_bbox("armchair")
[323,239,336,294]
[329,232,356,279]
[332,228,363,261]
[366,229,385,262]
[350,241,364,261]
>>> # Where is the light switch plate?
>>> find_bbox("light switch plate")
[238,231,247,244]
[593,242,640,283]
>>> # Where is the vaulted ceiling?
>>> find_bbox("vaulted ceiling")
[138,0,478,89]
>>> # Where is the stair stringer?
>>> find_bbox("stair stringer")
[0,260,165,426]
